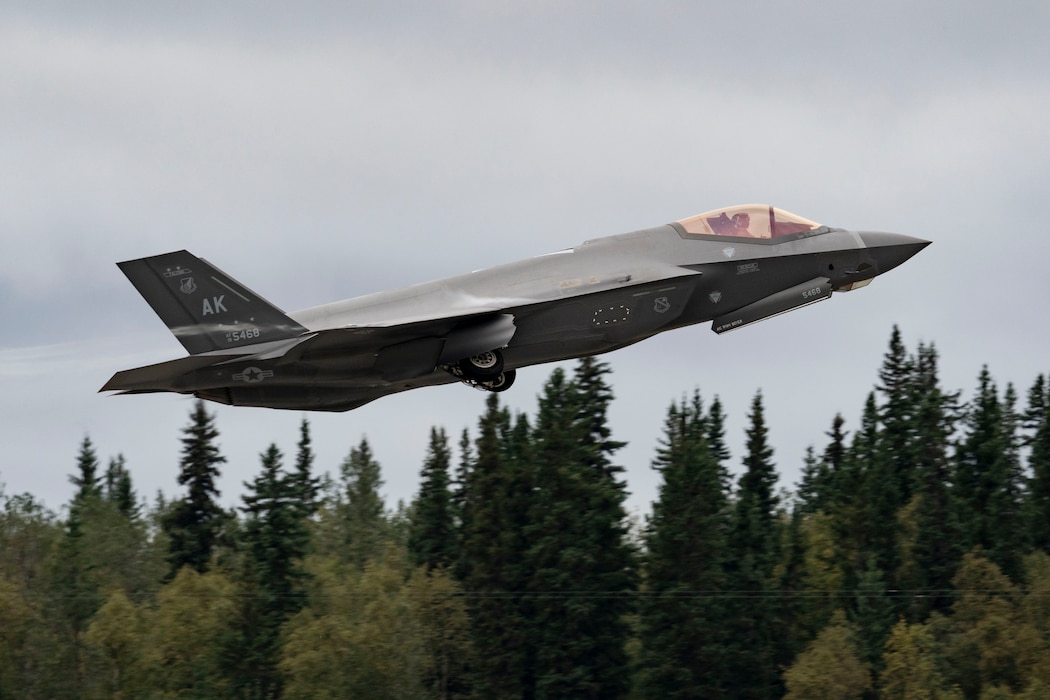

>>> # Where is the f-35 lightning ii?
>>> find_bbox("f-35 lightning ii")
[101,204,928,411]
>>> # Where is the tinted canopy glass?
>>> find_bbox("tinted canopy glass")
[677,204,821,239]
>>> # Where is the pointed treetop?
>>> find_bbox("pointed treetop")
[292,419,320,516]
[738,390,778,517]
[707,394,731,465]
[70,435,101,501]
[178,400,226,490]
[105,454,140,519]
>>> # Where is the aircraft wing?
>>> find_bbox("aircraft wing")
[102,310,518,392]
[279,312,517,381]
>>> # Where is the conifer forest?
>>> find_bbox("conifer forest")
[4,326,1050,699]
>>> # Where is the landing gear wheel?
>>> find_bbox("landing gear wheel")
[480,369,516,393]
[459,349,504,380]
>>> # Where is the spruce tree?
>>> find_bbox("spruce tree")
[903,342,962,617]
[994,383,1027,578]
[706,395,731,467]
[70,435,101,501]
[339,437,387,568]
[55,436,106,695]
[851,557,893,681]
[832,393,899,593]
[291,419,321,520]
[163,400,226,578]
[572,356,627,474]
[451,428,474,546]
[104,454,139,520]
[1025,374,1050,550]
[409,427,457,569]
[724,390,781,698]
[774,507,812,670]
[229,443,311,699]
[953,367,1025,580]
[796,415,847,516]
[858,391,902,580]
[876,325,916,504]
[637,392,732,697]
[459,394,536,698]
[953,367,1002,549]
[796,446,829,515]
[527,359,636,698]
[823,413,849,503]
[735,391,779,536]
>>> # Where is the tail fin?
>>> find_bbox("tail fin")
[118,250,308,355]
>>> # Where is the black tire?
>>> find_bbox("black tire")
[482,369,516,393]
[459,349,504,380]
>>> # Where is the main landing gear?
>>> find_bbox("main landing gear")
[442,349,516,393]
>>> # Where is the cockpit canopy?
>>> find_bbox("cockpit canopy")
[676,204,821,239]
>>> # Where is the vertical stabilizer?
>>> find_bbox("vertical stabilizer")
[118,250,308,354]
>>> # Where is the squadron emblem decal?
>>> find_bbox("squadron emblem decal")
[180,277,197,295]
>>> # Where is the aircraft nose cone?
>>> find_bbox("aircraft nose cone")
[858,231,931,274]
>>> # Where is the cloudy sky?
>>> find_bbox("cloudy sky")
[2,1,1048,518]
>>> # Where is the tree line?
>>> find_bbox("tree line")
[2,326,1050,698]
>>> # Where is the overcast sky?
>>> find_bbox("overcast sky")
[2,1,1048,518]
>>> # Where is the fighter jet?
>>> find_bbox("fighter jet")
[101,204,928,411]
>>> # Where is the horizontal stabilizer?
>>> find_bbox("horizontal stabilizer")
[712,277,832,334]
[100,354,241,393]
[117,250,308,355]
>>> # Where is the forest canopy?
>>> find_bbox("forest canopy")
[2,327,1049,699]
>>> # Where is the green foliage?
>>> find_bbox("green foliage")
[903,342,962,619]
[953,369,1026,580]
[877,325,917,505]
[458,360,637,698]
[636,391,732,697]
[9,326,1050,698]
[163,400,227,578]
[281,550,470,699]
[527,358,636,698]
[853,557,895,674]
[84,588,154,698]
[70,435,101,501]
[724,390,783,697]
[457,394,533,696]
[103,454,139,520]
[796,510,846,634]
[240,444,311,601]
[783,610,872,699]
[0,492,59,593]
[291,419,321,520]
[409,427,457,570]
[797,444,831,515]
[851,392,901,584]
[0,575,44,696]
[879,619,962,700]
[340,437,390,568]
[1024,375,1050,550]
[151,566,238,696]
[937,551,1050,698]
[226,442,313,699]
